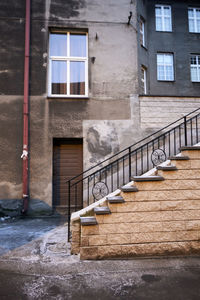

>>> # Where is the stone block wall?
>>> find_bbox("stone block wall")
[139,96,200,129]
[71,148,200,259]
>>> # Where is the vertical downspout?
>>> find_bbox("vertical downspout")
[21,0,31,214]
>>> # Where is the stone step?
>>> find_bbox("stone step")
[132,176,165,182]
[107,196,125,203]
[169,156,190,160]
[156,165,177,171]
[121,186,138,192]
[94,207,111,215]
[180,146,200,151]
[80,217,97,226]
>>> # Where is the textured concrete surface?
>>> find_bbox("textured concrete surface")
[0,216,66,255]
[0,217,200,300]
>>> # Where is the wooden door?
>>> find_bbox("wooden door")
[53,139,83,212]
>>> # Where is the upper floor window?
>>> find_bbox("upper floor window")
[190,54,200,82]
[155,5,172,32]
[49,32,88,97]
[188,8,200,33]
[140,18,145,47]
[141,66,147,94]
[157,53,174,81]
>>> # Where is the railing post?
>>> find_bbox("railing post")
[67,180,71,242]
[129,147,131,181]
[184,116,188,146]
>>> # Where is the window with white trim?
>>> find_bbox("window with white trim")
[49,32,88,97]
[157,53,174,81]
[140,18,145,46]
[190,54,200,82]
[141,66,147,94]
[188,8,200,33]
[155,5,172,31]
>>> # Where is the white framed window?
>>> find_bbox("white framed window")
[141,66,147,94]
[140,18,145,46]
[190,54,200,82]
[188,8,200,33]
[155,5,172,32]
[157,53,174,81]
[48,32,88,97]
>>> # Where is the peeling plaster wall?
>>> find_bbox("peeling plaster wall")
[0,97,23,198]
[0,0,141,213]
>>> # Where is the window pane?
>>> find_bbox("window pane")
[70,62,85,95]
[157,54,164,64]
[141,68,144,80]
[196,9,200,18]
[155,7,161,16]
[164,7,170,16]
[191,56,196,64]
[70,34,86,57]
[51,61,67,94]
[157,66,165,80]
[189,19,195,32]
[191,66,198,81]
[50,34,67,56]
[164,18,171,31]
[164,54,173,64]
[188,9,194,18]
[165,66,173,80]
[156,17,162,30]
[197,20,200,32]
[140,20,145,45]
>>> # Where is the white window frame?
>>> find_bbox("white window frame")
[190,54,200,82]
[155,5,172,32]
[141,66,147,94]
[188,7,200,33]
[140,18,145,47]
[157,53,174,81]
[48,31,88,98]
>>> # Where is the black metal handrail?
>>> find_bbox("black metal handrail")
[67,107,200,240]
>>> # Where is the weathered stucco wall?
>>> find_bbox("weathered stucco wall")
[0,0,140,214]
[1,1,199,215]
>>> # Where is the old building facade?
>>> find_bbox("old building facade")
[0,0,200,216]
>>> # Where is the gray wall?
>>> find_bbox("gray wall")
[137,0,148,94]
[138,0,200,96]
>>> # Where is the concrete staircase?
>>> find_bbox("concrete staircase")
[71,146,200,259]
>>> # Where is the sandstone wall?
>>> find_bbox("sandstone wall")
[71,148,200,259]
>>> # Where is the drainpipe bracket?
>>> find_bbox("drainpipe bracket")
[23,194,29,198]
[21,150,28,159]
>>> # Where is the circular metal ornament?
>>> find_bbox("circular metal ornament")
[151,149,166,166]
[92,181,109,200]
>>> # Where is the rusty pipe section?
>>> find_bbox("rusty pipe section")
[21,0,31,214]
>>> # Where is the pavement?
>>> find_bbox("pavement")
[0,217,200,300]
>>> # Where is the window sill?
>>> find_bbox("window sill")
[47,95,89,100]
[156,30,172,33]
[157,80,175,82]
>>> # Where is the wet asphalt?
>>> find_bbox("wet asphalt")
[0,217,200,300]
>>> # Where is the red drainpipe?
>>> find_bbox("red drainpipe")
[21,0,31,214]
